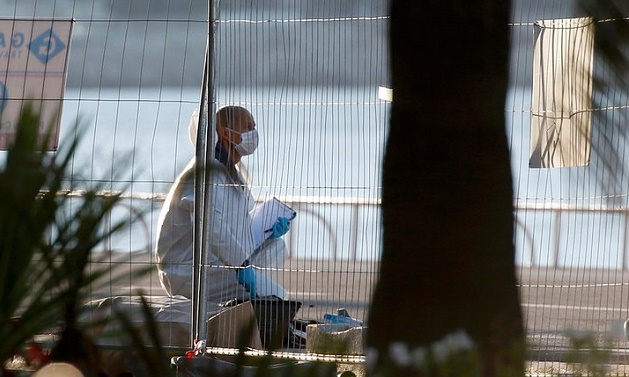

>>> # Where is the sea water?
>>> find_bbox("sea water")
[9,84,629,269]
[58,85,389,261]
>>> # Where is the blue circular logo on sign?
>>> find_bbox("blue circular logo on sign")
[0,81,7,115]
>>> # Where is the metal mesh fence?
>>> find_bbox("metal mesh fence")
[2,0,629,374]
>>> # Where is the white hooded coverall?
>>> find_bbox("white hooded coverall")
[155,155,287,315]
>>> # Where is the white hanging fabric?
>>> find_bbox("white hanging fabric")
[530,17,594,168]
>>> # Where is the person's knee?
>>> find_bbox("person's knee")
[252,238,286,266]
[159,271,192,298]
[157,270,173,296]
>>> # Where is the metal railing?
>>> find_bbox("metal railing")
[96,191,382,261]
[94,191,629,270]
[514,201,629,269]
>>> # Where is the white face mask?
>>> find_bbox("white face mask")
[231,129,259,156]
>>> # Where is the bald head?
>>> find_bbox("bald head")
[216,106,253,131]
[215,106,257,163]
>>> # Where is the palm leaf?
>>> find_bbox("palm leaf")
[0,104,148,374]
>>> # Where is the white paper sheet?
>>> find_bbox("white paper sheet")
[250,197,297,249]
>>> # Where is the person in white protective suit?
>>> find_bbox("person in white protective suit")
[155,105,291,314]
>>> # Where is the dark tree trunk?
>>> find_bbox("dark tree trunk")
[367,1,525,376]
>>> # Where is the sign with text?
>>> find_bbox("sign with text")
[0,19,73,151]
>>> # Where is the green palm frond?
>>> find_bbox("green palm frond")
[0,103,143,372]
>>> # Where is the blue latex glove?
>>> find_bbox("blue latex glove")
[269,216,290,239]
[237,265,257,299]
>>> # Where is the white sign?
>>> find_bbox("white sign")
[0,19,73,151]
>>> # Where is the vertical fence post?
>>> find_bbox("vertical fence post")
[192,0,218,347]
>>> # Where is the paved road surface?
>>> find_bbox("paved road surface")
[90,252,629,358]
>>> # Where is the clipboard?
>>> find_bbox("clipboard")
[250,197,297,249]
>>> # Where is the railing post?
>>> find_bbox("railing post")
[620,209,629,271]
[349,203,359,262]
[551,209,561,268]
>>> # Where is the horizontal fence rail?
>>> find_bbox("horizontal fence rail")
[87,190,629,270]
[91,190,383,262]
[514,202,629,270]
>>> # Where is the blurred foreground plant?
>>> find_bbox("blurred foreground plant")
[562,330,612,377]
[0,104,148,376]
